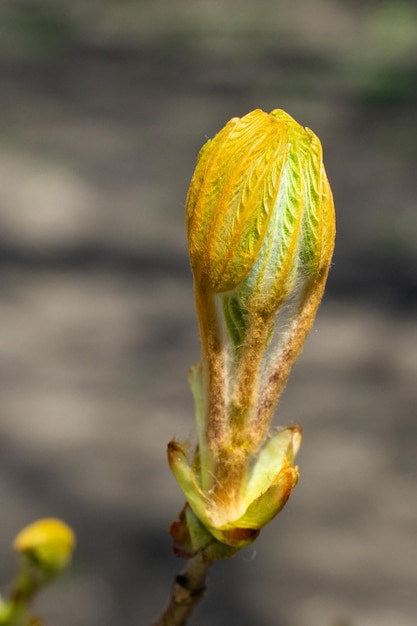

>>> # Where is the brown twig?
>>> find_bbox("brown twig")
[151,553,212,626]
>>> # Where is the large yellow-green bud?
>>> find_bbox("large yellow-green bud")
[169,109,335,549]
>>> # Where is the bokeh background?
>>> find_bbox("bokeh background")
[0,1,416,625]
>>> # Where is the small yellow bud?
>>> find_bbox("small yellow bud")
[13,518,75,572]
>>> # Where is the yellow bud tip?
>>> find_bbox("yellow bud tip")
[13,518,76,571]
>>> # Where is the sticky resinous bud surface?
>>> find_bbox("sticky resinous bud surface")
[169,109,335,548]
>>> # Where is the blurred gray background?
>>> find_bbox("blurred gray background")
[0,1,416,625]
